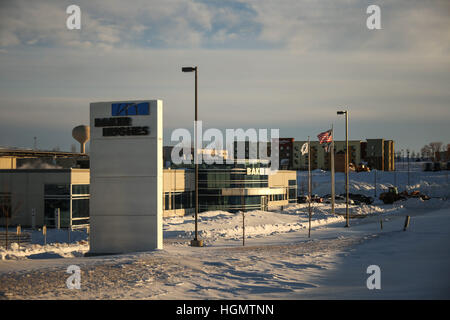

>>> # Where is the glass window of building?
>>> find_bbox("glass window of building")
[44,198,70,227]
[45,184,70,196]
[44,183,89,228]
[72,184,89,195]
[71,198,89,226]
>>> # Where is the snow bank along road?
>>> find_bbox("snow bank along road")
[1,198,449,299]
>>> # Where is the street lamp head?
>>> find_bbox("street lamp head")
[182,66,197,72]
[337,110,347,115]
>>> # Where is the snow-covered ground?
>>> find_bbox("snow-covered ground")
[0,166,449,299]
[0,229,89,261]
[298,161,450,199]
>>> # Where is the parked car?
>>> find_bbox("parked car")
[297,195,324,203]
[348,193,374,205]
[356,164,370,172]
[324,194,355,205]
[311,194,324,203]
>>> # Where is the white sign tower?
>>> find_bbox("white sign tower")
[89,100,163,254]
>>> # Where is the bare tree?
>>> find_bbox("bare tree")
[421,145,432,160]
[429,142,443,160]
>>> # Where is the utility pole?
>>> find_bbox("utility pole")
[374,169,377,198]
[394,159,397,187]
[345,112,349,227]
[331,125,335,215]
[407,149,410,191]
[242,211,245,246]
[308,136,312,238]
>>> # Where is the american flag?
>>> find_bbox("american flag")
[317,129,332,144]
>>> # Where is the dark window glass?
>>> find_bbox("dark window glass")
[289,188,297,199]
[45,184,70,196]
[164,194,170,210]
[72,199,89,218]
[44,199,70,227]
[72,184,89,194]
[165,191,194,210]
[174,193,183,209]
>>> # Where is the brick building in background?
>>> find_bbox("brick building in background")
[292,138,395,172]
[363,139,395,171]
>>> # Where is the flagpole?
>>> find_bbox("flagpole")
[308,136,312,238]
[331,125,335,215]
[345,111,349,227]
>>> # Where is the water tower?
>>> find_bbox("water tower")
[72,125,90,153]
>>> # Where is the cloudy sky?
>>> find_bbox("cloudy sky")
[0,0,449,152]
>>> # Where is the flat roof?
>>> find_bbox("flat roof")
[0,168,89,173]
[0,148,88,158]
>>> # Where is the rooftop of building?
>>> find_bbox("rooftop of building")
[0,147,87,158]
[0,168,90,173]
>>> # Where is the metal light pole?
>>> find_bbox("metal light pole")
[308,136,312,238]
[337,110,350,227]
[374,169,377,198]
[182,66,203,247]
[401,149,404,171]
[394,153,397,187]
[407,149,410,191]
[330,125,335,215]
[371,146,376,197]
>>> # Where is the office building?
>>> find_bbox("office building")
[363,139,395,171]
[0,160,297,227]
[292,140,362,171]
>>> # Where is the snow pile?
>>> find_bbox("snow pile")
[408,180,450,199]
[298,166,450,198]
[0,241,89,260]
[0,228,90,260]
[164,206,346,243]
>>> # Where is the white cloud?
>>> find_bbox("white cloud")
[0,0,448,151]
[0,0,256,49]
[0,30,21,47]
[1,0,448,55]
[248,0,450,55]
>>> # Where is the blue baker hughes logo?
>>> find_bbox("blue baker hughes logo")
[111,102,150,116]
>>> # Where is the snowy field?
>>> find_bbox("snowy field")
[0,164,449,299]
[298,161,450,199]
